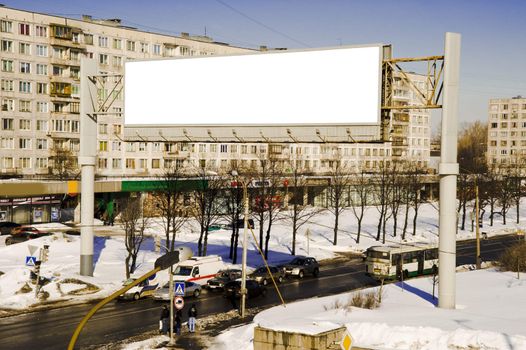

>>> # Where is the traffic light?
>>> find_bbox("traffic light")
[34,260,41,277]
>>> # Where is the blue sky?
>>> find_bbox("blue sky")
[8,0,526,130]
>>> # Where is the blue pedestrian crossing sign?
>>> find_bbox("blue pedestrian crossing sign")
[25,256,37,266]
[175,282,185,296]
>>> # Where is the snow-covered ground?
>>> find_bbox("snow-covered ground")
[0,201,523,311]
[212,269,526,350]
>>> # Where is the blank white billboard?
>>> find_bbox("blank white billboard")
[124,45,382,125]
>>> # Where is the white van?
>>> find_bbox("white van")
[172,255,224,285]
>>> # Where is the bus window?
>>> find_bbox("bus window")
[425,248,438,260]
[391,253,401,265]
[367,250,390,260]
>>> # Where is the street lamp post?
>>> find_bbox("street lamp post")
[232,170,249,318]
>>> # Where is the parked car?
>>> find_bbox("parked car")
[280,256,320,279]
[250,265,286,286]
[0,222,21,235]
[11,226,45,236]
[5,232,51,245]
[207,269,242,290]
[118,274,159,301]
[223,279,266,299]
[152,281,201,300]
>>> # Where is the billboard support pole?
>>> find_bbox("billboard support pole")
[438,32,461,309]
[80,58,97,276]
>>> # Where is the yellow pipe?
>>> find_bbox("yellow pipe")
[68,267,161,350]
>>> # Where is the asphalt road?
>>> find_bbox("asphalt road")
[0,234,518,350]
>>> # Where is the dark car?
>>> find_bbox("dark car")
[11,226,45,236]
[5,231,51,245]
[224,279,266,299]
[280,256,320,279]
[0,222,21,235]
[207,269,242,290]
[250,265,286,286]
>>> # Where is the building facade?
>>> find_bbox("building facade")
[487,96,526,165]
[0,6,431,179]
[0,6,252,177]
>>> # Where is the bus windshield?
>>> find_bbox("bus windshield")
[173,266,193,276]
[367,250,390,260]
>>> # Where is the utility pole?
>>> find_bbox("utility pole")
[475,177,481,269]
[241,183,249,318]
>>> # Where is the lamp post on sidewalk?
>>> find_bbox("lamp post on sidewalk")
[231,170,249,318]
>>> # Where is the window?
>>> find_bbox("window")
[70,50,80,61]
[126,158,135,169]
[71,120,79,133]
[98,36,108,47]
[19,42,31,55]
[3,157,13,168]
[36,158,48,168]
[19,100,31,112]
[112,141,121,151]
[36,139,47,150]
[19,157,31,169]
[140,42,149,53]
[36,82,47,94]
[20,62,31,73]
[36,120,48,131]
[210,144,217,152]
[1,20,12,33]
[19,23,30,35]
[112,158,122,169]
[491,122,498,128]
[99,123,108,134]
[113,124,122,134]
[112,56,123,67]
[126,142,136,152]
[51,82,71,96]
[220,144,228,153]
[139,142,147,151]
[19,119,31,130]
[1,59,13,72]
[98,158,108,169]
[503,104,509,110]
[19,138,31,149]
[99,54,108,65]
[99,141,108,151]
[153,44,161,55]
[36,44,48,57]
[1,79,13,91]
[152,142,160,151]
[113,38,122,49]
[152,159,160,168]
[126,40,136,51]
[501,122,508,128]
[139,159,147,169]
[36,64,48,75]
[1,137,14,149]
[72,32,80,43]
[35,25,47,37]
[2,99,14,111]
[36,102,49,113]
[70,102,80,114]
[84,34,93,45]
[1,40,13,52]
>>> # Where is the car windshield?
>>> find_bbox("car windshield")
[173,266,192,276]
[217,271,229,278]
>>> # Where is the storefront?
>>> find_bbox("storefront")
[0,196,62,224]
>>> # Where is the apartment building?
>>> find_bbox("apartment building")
[0,6,430,179]
[487,96,526,165]
[0,6,251,177]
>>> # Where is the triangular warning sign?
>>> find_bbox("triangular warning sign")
[175,284,184,296]
[28,245,38,256]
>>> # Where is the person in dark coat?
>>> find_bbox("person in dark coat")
[230,291,238,311]
[188,304,197,333]
[174,309,182,335]
[160,305,169,334]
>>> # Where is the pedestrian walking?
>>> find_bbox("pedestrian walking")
[159,304,169,334]
[188,303,197,333]
[175,309,182,335]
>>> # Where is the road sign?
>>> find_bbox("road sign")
[175,282,185,296]
[25,256,37,266]
[340,330,353,350]
[174,296,184,310]
[28,245,38,256]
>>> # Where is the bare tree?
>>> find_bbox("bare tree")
[389,160,404,237]
[499,165,514,225]
[154,163,189,253]
[120,197,148,278]
[408,163,426,236]
[262,153,284,259]
[483,164,501,226]
[49,143,78,180]
[457,173,473,231]
[327,150,351,245]
[194,169,223,256]
[225,166,244,264]
[283,157,323,255]
[349,167,370,243]
[374,159,393,243]
[510,156,526,224]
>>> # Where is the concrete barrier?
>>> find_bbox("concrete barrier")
[253,325,346,350]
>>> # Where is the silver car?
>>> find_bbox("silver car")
[152,281,201,300]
